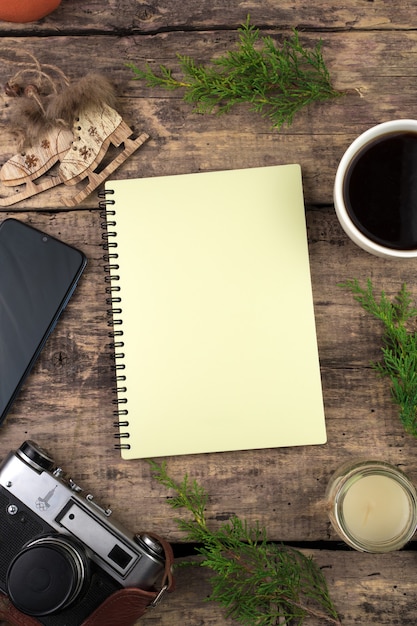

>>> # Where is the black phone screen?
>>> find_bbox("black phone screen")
[0,218,87,424]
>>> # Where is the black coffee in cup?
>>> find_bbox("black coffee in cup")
[343,131,417,250]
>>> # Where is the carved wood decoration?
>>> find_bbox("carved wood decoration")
[0,57,147,207]
[0,104,148,207]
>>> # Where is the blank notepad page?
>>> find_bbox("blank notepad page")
[106,164,326,459]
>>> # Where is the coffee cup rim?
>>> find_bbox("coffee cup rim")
[334,119,417,259]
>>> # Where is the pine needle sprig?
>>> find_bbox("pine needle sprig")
[339,278,417,436]
[148,460,342,625]
[127,16,342,129]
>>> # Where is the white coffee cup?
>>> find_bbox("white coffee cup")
[334,119,417,258]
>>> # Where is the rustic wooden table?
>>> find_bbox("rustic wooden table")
[0,2,416,625]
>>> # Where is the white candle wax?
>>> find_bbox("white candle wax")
[327,460,417,551]
[342,474,410,543]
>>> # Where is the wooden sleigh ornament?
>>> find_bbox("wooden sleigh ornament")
[0,71,148,207]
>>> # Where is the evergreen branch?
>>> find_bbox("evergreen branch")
[148,460,341,625]
[128,16,343,129]
[339,278,417,435]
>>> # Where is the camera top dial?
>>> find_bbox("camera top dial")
[134,534,164,560]
[17,440,55,472]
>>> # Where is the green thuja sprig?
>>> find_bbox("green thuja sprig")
[340,278,417,436]
[127,16,342,129]
[148,460,341,625]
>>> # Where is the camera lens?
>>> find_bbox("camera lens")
[6,536,89,616]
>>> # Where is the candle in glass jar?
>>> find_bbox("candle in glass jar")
[326,460,417,552]
[342,473,410,542]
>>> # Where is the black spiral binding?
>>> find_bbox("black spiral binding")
[99,189,130,451]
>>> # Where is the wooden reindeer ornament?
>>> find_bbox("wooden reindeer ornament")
[0,56,148,207]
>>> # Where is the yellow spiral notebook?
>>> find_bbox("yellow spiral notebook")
[103,164,326,459]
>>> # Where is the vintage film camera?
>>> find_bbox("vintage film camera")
[0,441,167,625]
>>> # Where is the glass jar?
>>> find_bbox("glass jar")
[325,460,417,552]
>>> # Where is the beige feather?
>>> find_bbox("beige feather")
[6,73,117,148]
[46,73,117,125]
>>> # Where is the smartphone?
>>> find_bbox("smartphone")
[0,218,87,425]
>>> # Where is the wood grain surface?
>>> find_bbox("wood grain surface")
[0,2,416,625]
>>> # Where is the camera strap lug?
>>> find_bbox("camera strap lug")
[150,584,168,608]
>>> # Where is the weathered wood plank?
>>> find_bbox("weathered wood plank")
[138,550,417,626]
[0,0,413,34]
[0,30,416,209]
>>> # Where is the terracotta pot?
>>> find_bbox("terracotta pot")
[0,0,61,23]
